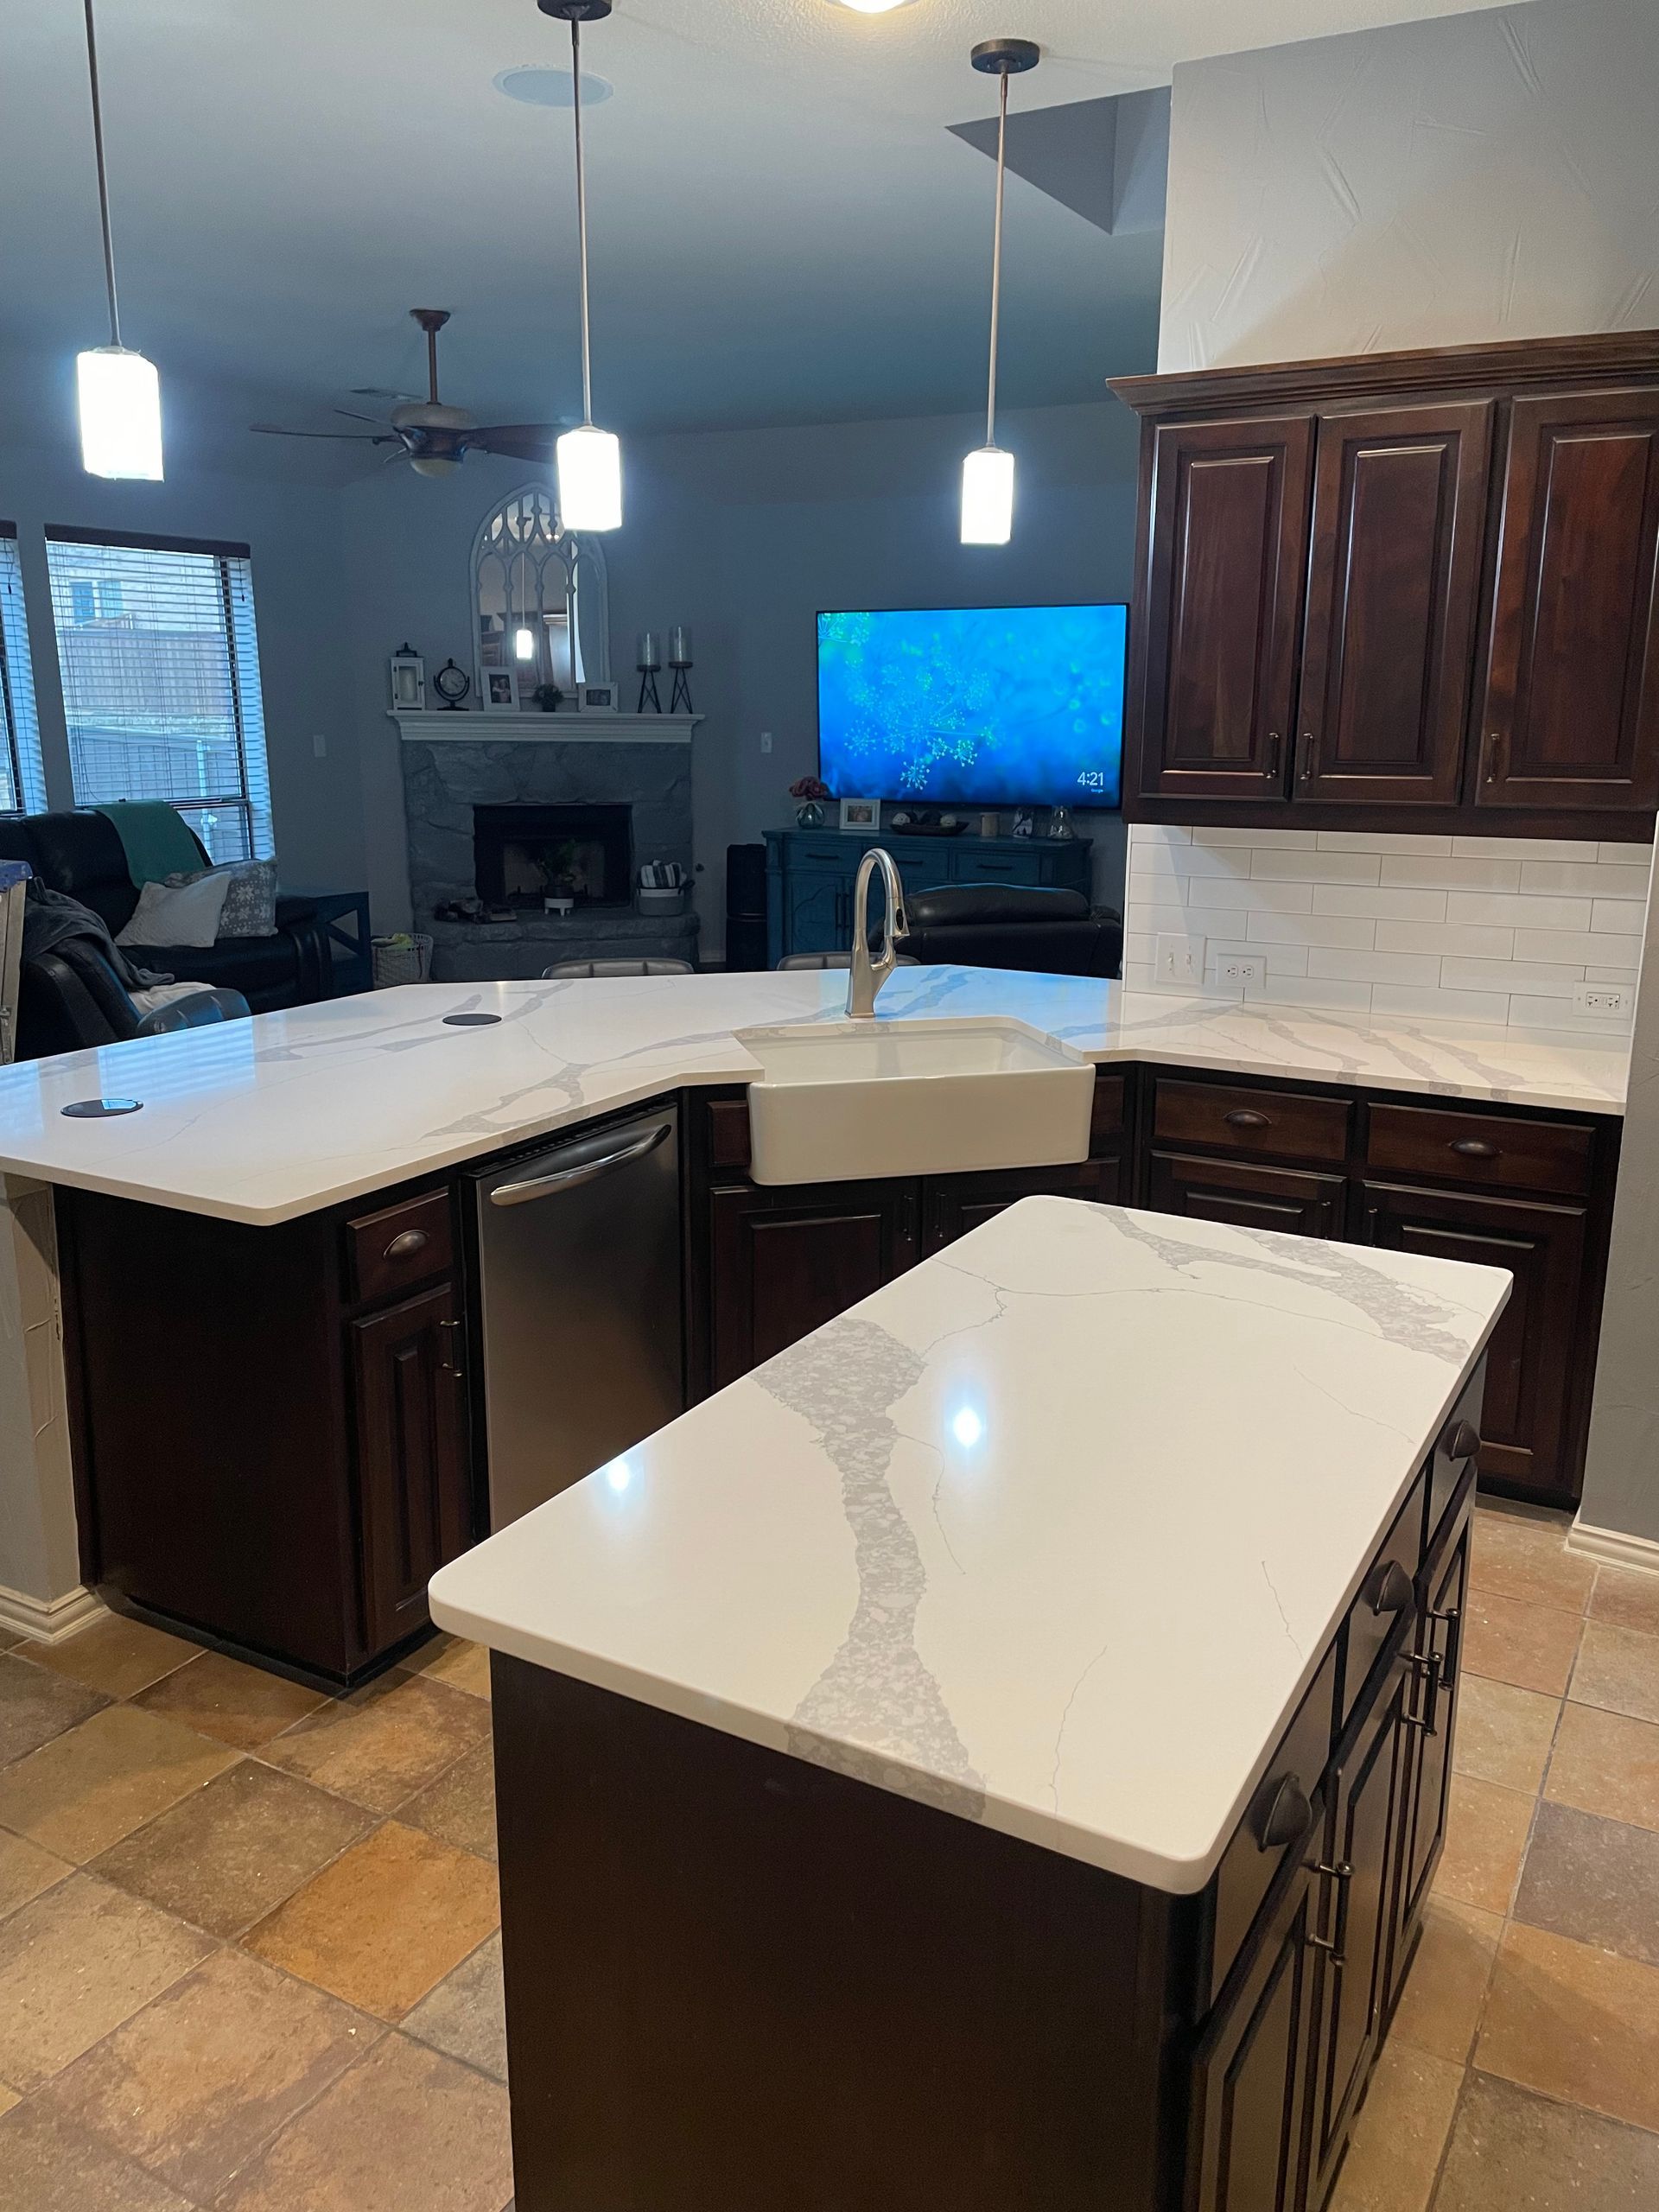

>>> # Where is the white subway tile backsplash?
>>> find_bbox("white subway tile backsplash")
[1520,861,1651,898]
[1444,892,1594,929]
[1313,885,1448,921]
[1507,995,1635,1034]
[1382,855,1521,892]
[1374,920,1515,959]
[1250,849,1382,884]
[1122,824,1651,1037]
[1306,946,1442,985]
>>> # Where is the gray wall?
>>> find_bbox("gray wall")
[1160,0,1659,373]
[346,399,1141,950]
[0,434,361,893]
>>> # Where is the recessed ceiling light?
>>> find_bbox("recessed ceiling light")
[493,64,613,107]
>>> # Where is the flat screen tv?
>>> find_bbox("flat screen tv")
[817,602,1127,810]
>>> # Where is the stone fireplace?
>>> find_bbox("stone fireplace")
[397,717,698,982]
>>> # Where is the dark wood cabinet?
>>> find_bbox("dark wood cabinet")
[1137,415,1314,799]
[707,1179,919,1391]
[920,1154,1127,1254]
[1395,1506,1471,1969]
[1357,1179,1588,1502]
[351,1283,472,1656]
[1297,402,1492,808]
[1477,387,1659,813]
[1115,332,1659,838]
[1147,1150,1344,1238]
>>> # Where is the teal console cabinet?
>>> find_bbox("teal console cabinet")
[764,829,1093,965]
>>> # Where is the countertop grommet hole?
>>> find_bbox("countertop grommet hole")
[61,1097,143,1119]
[442,1013,503,1027]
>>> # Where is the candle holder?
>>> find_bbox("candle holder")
[669,626,694,715]
[635,631,664,715]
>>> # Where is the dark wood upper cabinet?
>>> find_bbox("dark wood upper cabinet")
[1477,388,1659,813]
[1113,332,1659,838]
[1296,402,1492,808]
[1135,414,1314,800]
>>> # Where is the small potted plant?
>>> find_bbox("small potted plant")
[531,682,564,714]
[789,775,831,828]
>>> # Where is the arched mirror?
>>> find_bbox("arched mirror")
[471,485,611,703]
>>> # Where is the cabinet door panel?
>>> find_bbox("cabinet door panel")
[1298,403,1492,806]
[1311,1649,1414,2206]
[1139,415,1315,799]
[1148,1152,1344,1239]
[708,1182,918,1390]
[1397,1510,1472,1971]
[1358,1181,1588,1504]
[785,874,846,957]
[1193,1859,1320,2212]
[1478,388,1659,812]
[921,1156,1124,1255]
[350,1283,472,1658]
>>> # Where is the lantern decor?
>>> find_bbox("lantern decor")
[388,644,426,712]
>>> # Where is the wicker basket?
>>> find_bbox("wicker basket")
[371,932,435,988]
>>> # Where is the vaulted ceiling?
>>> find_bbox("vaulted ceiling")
[0,0,1503,462]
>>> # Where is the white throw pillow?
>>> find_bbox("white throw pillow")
[115,873,232,950]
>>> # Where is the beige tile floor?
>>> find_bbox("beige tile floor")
[1,1499,1657,2209]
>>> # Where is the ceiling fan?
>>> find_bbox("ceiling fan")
[250,308,559,478]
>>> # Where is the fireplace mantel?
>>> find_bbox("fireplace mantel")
[389,711,698,746]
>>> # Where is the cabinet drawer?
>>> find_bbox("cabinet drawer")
[1365,1103,1594,1197]
[1338,1471,1427,1728]
[1154,1078,1351,1164]
[1210,1644,1338,2005]
[345,1189,454,1306]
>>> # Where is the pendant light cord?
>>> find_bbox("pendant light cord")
[569,16,594,429]
[984,65,1009,450]
[83,0,123,350]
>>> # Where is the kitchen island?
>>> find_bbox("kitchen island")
[0,966,1624,1675]
[431,1192,1511,2212]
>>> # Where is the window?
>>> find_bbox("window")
[45,529,274,861]
[0,527,48,814]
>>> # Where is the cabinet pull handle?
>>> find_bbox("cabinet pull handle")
[1449,1137,1498,1160]
[1367,1559,1415,1617]
[1307,1860,1353,1966]
[439,1317,465,1381]
[1224,1108,1271,1130]
[1300,732,1319,785]
[1485,730,1507,785]
[1359,1205,1380,1246]
[1265,731,1282,780]
[1254,1772,1313,1853]
[1439,1418,1482,1462]
[384,1229,429,1262]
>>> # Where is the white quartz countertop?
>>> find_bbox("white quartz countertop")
[0,967,1627,1223]
[430,1194,1511,1891]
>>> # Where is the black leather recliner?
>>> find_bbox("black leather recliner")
[898,883,1122,979]
[15,940,249,1059]
[0,810,331,1013]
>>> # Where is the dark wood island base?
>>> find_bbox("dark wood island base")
[489,1376,1479,2212]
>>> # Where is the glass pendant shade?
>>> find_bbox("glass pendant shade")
[960,445,1014,545]
[556,424,623,532]
[77,346,162,480]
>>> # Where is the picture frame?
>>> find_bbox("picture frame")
[577,682,620,714]
[838,798,879,831]
[483,670,519,715]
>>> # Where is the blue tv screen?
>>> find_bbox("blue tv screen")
[817,602,1127,810]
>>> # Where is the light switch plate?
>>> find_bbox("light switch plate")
[1154,933,1204,985]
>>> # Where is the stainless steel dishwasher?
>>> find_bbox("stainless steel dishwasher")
[469,1105,683,1529]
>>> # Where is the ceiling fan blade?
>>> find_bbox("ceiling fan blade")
[250,423,394,443]
[467,424,560,462]
[334,405,392,427]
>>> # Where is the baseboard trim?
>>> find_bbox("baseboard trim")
[1567,1521,1659,1577]
[0,1581,106,1645]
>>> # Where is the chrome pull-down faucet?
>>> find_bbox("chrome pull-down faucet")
[846,848,908,1020]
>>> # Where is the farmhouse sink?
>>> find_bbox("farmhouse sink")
[736,1018,1096,1187]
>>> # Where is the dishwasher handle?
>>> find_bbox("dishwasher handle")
[487,1120,674,1207]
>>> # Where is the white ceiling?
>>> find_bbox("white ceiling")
[0,0,1504,465]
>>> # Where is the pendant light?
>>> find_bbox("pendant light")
[960,37,1039,546]
[76,0,162,480]
[538,0,622,531]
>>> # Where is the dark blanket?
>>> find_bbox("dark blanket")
[22,881,171,991]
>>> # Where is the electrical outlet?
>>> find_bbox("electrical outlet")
[1573,982,1633,1019]
[1215,953,1266,988]
[1154,933,1204,986]
[760,731,772,754]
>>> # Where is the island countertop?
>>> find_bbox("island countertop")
[0,966,1629,1224]
[430,1193,1510,1892]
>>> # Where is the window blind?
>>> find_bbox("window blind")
[0,528,48,815]
[44,531,274,861]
